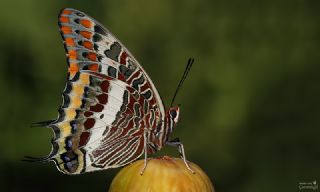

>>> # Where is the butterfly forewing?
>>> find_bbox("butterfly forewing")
[45,8,166,174]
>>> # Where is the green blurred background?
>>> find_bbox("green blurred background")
[1,0,319,191]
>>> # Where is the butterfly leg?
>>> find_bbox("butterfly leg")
[140,128,148,175]
[167,138,195,173]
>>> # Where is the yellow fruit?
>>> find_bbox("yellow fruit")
[109,156,214,192]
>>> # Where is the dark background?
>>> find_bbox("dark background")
[1,0,319,191]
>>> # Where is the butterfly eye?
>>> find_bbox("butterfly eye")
[170,110,177,119]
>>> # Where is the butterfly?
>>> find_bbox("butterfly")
[25,8,194,175]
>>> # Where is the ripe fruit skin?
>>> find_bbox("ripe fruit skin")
[109,156,214,192]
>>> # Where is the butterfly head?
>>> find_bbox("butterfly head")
[167,106,180,131]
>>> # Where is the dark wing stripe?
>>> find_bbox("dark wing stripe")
[104,137,141,166]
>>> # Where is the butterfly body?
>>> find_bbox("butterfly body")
[27,8,189,174]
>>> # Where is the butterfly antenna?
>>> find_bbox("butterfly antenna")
[170,58,194,107]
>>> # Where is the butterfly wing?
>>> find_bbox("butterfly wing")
[41,8,165,174]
